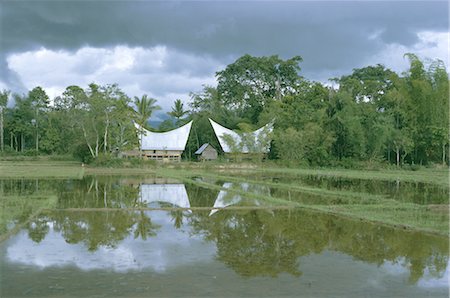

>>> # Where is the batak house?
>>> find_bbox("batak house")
[134,121,193,162]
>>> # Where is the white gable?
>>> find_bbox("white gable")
[135,121,192,151]
[208,118,273,153]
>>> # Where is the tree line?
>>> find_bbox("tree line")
[0,53,448,166]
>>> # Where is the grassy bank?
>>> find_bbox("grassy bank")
[0,160,84,179]
[0,160,447,187]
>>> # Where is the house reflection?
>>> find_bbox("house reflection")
[210,183,265,216]
[139,183,191,209]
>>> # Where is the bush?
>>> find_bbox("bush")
[72,144,94,164]
[91,153,123,167]
[410,164,421,171]
[23,149,39,156]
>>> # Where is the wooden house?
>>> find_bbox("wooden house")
[195,143,218,161]
[134,121,193,162]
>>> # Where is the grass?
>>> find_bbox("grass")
[316,203,449,235]
[0,160,84,179]
[252,166,449,187]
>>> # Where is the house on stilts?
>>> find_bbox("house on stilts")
[134,121,193,162]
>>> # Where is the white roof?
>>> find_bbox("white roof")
[135,121,193,151]
[140,184,191,209]
[208,118,273,153]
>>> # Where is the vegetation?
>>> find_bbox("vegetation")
[0,53,447,168]
[0,52,448,241]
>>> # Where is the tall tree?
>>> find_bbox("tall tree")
[133,95,161,156]
[0,90,10,152]
[168,99,188,123]
[216,54,303,123]
[28,87,49,153]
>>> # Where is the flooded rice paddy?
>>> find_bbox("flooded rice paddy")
[0,175,448,297]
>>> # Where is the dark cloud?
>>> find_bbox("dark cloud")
[0,0,448,88]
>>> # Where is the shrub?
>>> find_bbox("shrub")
[91,154,123,167]
[72,144,94,164]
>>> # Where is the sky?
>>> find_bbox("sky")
[0,1,448,116]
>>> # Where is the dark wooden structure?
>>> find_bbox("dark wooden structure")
[195,143,218,161]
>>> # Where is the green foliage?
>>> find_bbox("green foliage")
[73,143,94,164]
[0,53,447,168]
[273,127,304,162]
[216,54,303,122]
[168,99,188,123]
[91,153,124,167]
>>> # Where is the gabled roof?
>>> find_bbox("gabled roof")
[135,121,193,151]
[208,118,273,153]
[194,143,210,154]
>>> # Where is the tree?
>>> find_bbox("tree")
[58,84,135,160]
[168,99,188,124]
[28,86,49,153]
[0,90,10,151]
[326,90,366,160]
[216,54,303,123]
[133,95,161,156]
[9,94,34,152]
[273,127,304,162]
[337,64,396,104]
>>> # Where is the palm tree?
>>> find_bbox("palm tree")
[133,95,161,157]
[168,99,188,124]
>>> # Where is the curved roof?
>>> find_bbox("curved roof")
[135,121,193,151]
[209,118,273,153]
[140,184,191,209]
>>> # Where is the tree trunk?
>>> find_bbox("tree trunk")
[36,108,39,153]
[140,130,143,159]
[92,119,99,157]
[443,143,446,166]
[0,106,3,151]
[396,147,400,168]
[103,113,109,154]
[81,124,96,158]
[21,133,24,152]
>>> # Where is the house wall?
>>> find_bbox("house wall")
[143,150,183,162]
[199,146,218,160]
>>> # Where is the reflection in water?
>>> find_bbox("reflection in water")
[245,173,449,204]
[140,184,191,209]
[1,176,449,297]
[210,183,263,216]
[7,211,213,272]
[4,209,448,285]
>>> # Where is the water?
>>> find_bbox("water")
[232,173,449,204]
[0,176,448,297]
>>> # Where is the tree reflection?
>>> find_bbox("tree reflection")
[16,175,448,285]
[188,209,449,282]
[134,210,159,240]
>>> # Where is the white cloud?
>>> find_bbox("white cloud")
[7,45,221,111]
[366,30,449,73]
[6,211,215,272]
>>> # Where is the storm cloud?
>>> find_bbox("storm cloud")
[0,1,448,110]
